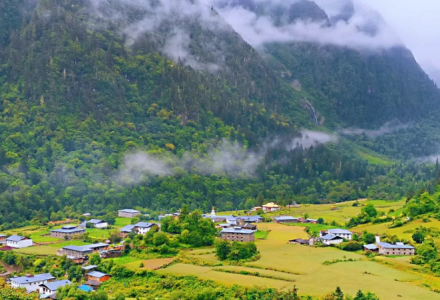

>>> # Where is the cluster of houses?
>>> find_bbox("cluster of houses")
[8,265,111,298]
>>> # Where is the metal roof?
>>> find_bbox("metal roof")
[120,225,135,232]
[0,234,6,237]
[82,265,97,270]
[118,209,140,213]
[134,222,155,228]
[328,229,352,235]
[51,227,85,234]
[87,271,108,278]
[363,244,379,250]
[320,234,343,240]
[240,216,263,222]
[40,280,71,291]
[63,243,108,252]
[11,273,55,284]
[88,219,104,224]
[274,216,298,221]
[378,242,414,249]
[220,228,254,234]
[6,235,26,242]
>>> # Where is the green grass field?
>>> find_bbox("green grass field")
[114,217,132,227]
[124,258,174,271]
[358,151,394,166]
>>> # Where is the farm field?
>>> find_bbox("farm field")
[267,199,406,224]
[124,258,174,271]
[161,222,440,299]
[353,218,440,241]
[157,264,294,290]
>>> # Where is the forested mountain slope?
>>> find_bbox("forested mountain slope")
[0,0,438,228]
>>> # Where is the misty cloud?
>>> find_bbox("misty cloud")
[286,130,337,150]
[116,131,337,184]
[340,120,411,138]
[215,0,401,49]
[88,0,227,70]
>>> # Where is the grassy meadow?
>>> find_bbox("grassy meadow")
[156,222,440,299]
[266,199,406,224]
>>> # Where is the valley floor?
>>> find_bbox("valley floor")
[157,223,440,299]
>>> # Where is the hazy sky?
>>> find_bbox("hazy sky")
[359,0,440,73]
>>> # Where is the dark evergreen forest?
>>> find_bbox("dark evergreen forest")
[0,0,439,229]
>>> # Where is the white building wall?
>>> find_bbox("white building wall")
[323,239,343,246]
[7,239,33,248]
[12,279,49,292]
[138,227,151,235]
[95,222,108,229]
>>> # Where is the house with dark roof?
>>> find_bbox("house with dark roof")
[363,244,379,252]
[320,234,344,246]
[10,273,55,292]
[273,216,300,223]
[239,215,264,223]
[6,235,32,248]
[57,243,109,258]
[242,223,257,231]
[39,280,71,297]
[289,238,310,245]
[220,227,255,242]
[50,226,85,238]
[119,224,135,238]
[118,209,140,218]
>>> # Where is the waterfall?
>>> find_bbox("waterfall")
[304,98,319,125]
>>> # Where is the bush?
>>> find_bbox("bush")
[342,241,363,251]
[153,232,169,246]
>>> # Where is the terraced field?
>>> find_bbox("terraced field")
[158,222,440,299]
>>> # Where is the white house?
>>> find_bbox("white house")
[320,229,352,240]
[320,234,344,245]
[134,222,158,235]
[6,235,33,248]
[39,280,71,297]
[10,273,55,292]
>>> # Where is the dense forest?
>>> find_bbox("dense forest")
[0,0,440,229]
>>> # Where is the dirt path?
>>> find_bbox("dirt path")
[0,260,22,277]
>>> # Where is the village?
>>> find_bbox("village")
[0,202,417,298]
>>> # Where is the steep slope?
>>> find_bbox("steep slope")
[216,0,440,128]
[0,0,436,228]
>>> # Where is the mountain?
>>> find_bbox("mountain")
[216,0,440,129]
[0,0,437,228]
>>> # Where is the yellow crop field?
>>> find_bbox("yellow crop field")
[165,220,440,299]
[124,258,174,270]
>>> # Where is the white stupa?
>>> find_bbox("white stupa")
[211,206,216,217]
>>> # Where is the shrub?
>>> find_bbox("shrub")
[342,241,363,251]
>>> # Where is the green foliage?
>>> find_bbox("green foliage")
[153,232,169,247]
[215,240,258,261]
[162,208,216,247]
[363,232,376,244]
[341,241,363,252]
[89,252,102,265]
[215,239,232,260]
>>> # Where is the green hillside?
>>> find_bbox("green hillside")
[0,0,438,229]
